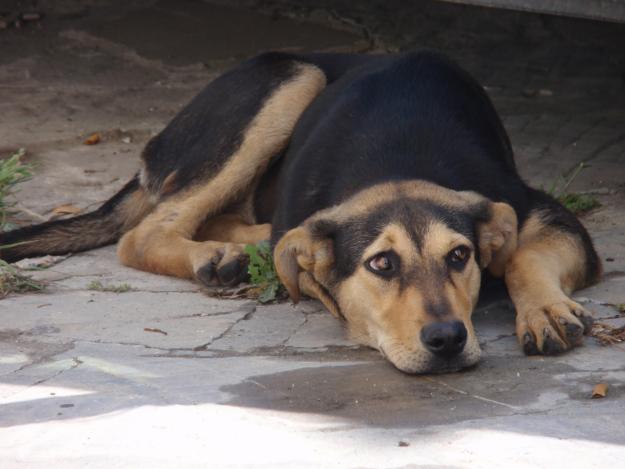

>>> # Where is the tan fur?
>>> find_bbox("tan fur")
[195,214,270,244]
[117,63,326,280]
[335,222,482,373]
[161,170,178,196]
[119,186,156,233]
[275,210,488,373]
[306,180,488,226]
[273,180,523,372]
[477,202,518,276]
[274,226,335,303]
[298,271,342,319]
[505,211,592,352]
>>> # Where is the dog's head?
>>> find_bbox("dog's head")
[274,181,517,374]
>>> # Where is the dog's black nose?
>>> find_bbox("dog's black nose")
[421,321,467,358]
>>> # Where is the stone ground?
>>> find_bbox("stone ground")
[1,0,625,467]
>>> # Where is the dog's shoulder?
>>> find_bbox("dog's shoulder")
[271,51,525,237]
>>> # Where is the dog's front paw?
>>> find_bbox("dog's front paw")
[516,298,594,356]
[194,244,250,287]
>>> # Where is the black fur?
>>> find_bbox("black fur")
[311,198,479,283]
[1,49,600,291]
[261,50,598,287]
[525,188,602,285]
[142,52,303,194]
[269,51,528,242]
[0,176,142,262]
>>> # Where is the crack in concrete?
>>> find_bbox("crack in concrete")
[173,309,248,319]
[49,286,202,295]
[149,344,371,360]
[29,357,83,388]
[582,130,625,166]
[424,376,520,410]
[63,340,365,360]
[75,339,199,353]
[0,340,75,379]
[480,333,517,345]
[560,116,604,149]
[192,305,257,352]
[279,312,310,347]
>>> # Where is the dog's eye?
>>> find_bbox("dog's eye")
[366,252,397,277]
[447,245,471,270]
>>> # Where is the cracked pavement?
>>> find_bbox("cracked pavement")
[1,0,624,467]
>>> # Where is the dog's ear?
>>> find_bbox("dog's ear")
[476,202,518,277]
[273,220,342,317]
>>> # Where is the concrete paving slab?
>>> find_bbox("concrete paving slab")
[0,0,624,467]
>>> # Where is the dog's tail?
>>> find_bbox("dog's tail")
[0,175,153,263]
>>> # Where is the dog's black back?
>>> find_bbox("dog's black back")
[266,51,529,242]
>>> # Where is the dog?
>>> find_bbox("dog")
[1,50,601,374]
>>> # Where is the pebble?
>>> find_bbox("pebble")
[22,13,42,22]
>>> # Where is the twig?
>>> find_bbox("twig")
[424,376,519,410]
[13,203,47,222]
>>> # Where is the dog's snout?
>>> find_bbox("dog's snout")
[421,321,467,358]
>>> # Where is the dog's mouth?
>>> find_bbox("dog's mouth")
[379,344,481,375]
[417,355,479,375]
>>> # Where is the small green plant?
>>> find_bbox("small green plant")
[0,149,45,297]
[0,148,33,230]
[559,193,600,214]
[87,280,133,293]
[0,259,45,298]
[548,162,600,215]
[244,240,284,303]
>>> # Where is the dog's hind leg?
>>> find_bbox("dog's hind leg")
[194,214,270,245]
[505,189,602,356]
[118,59,325,285]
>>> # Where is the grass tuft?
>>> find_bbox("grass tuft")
[0,259,45,298]
[559,193,600,214]
[0,149,45,297]
[548,162,600,215]
[87,280,133,293]
[0,148,33,230]
[244,241,284,303]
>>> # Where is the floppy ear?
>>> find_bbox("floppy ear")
[476,202,518,277]
[273,222,339,315]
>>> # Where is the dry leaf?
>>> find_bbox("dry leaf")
[591,383,608,399]
[52,204,82,216]
[592,322,625,345]
[84,133,101,145]
[13,254,69,270]
[144,327,168,336]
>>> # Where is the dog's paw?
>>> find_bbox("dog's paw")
[216,255,249,286]
[516,298,594,356]
[194,244,249,287]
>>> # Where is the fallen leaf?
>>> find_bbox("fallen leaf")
[398,441,410,447]
[52,204,82,216]
[144,327,168,336]
[592,322,625,345]
[591,383,608,399]
[13,254,69,270]
[84,133,101,145]
[21,13,42,21]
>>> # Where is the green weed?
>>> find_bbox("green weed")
[244,241,284,303]
[548,162,600,215]
[87,280,133,293]
[559,193,600,214]
[0,149,45,297]
[0,148,33,230]
[0,259,45,298]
